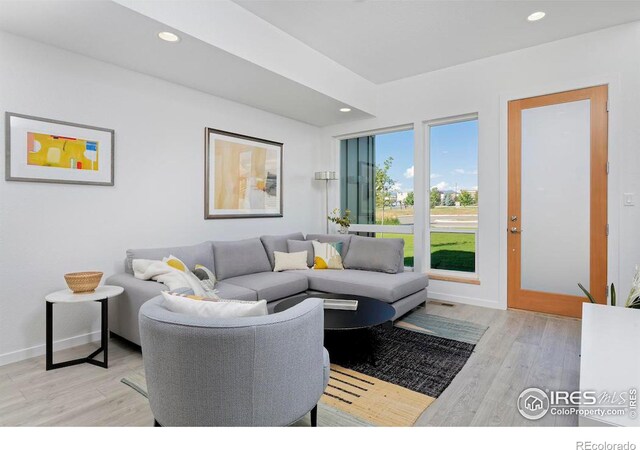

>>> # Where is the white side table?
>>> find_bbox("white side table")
[45,285,123,371]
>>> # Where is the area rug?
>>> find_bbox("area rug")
[395,310,488,345]
[121,308,487,427]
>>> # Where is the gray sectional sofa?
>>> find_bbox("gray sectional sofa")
[106,232,429,345]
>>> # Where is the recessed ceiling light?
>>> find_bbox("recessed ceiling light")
[527,11,546,22]
[158,31,180,43]
[339,107,351,112]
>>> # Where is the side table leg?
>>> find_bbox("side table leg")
[46,301,53,371]
[101,298,108,368]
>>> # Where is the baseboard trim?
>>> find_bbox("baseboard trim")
[0,330,102,367]
[110,331,141,352]
[428,291,503,310]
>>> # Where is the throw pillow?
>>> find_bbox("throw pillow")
[311,240,344,270]
[163,255,188,272]
[342,235,405,274]
[287,239,314,267]
[193,264,217,291]
[161,291,268,318]
[273,251,309,272]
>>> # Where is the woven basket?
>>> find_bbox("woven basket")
[64,271,103,293]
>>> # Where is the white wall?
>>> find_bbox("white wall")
[321,22,640,310]
[3,20,640,366]
[0,31,324,365]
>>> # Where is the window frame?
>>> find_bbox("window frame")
[336,124,415,270]
[424,113,480,281]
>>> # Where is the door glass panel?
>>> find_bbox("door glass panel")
[520,99,590,296]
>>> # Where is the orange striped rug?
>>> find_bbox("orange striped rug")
[320,364,435,426]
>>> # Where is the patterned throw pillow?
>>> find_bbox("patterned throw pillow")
[163,255,188,272]
[311,241,344,270]
[193,264,216,290]
[193,264,217,297]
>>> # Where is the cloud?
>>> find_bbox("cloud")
[430,173,441,179]
[432,181,450,191]
[404,166,414,178]
[391,182,413,193]
[453,168,478,175]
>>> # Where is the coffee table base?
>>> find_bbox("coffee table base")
[325,326,388,367]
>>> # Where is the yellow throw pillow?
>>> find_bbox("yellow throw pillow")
[311,241,344,270]
[163,255,188,272]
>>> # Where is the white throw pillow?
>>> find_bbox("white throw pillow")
[161,291,268,318]
[273,251,309,272]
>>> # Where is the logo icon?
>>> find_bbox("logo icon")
[517,388,550,420]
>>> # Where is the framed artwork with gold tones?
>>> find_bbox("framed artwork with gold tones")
[5,112,114,186]
[204,128,283,219]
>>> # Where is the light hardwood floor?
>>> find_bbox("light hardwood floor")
[0,302,581,426]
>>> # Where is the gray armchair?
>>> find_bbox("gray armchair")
[139,296,329,427]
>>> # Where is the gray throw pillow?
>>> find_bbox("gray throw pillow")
[343,235,404,274]
[287,239,314,267]
[210,238,272,280]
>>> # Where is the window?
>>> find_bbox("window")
[428,117,478,274]
[340,128,414,267]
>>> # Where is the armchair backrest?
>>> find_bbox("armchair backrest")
[139,296,324,426]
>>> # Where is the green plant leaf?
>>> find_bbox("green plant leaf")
[627,296,640,309]
[578,283,597,304]
[611,284,616,307]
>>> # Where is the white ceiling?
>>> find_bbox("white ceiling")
[2,1,640,126]
[0,0,373,126]
[237,0,640,84]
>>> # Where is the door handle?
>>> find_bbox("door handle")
[510,227,522,234]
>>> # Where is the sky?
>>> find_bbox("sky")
[375,119,478,193]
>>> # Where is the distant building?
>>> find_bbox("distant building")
[437,189,478,205]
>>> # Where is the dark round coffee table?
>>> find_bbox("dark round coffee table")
[273,293,395,330]
[274,293,395,365]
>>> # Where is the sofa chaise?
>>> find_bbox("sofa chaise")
[107,232,429,345]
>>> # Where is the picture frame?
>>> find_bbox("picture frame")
[205,128,283,219]
[5,112,115,186]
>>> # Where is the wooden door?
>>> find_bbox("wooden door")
[507,85,608,318]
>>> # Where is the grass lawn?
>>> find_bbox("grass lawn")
[378,232,475,272]
[430,232,476,272]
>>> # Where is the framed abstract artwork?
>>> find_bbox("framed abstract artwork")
[5,112,114,186]
[205,128,283,219]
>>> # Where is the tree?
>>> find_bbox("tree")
[429,187,440,208]
[443,192,455,206]
[375,157,396,224]
[405,191,415,206]
[458,190,475,206]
